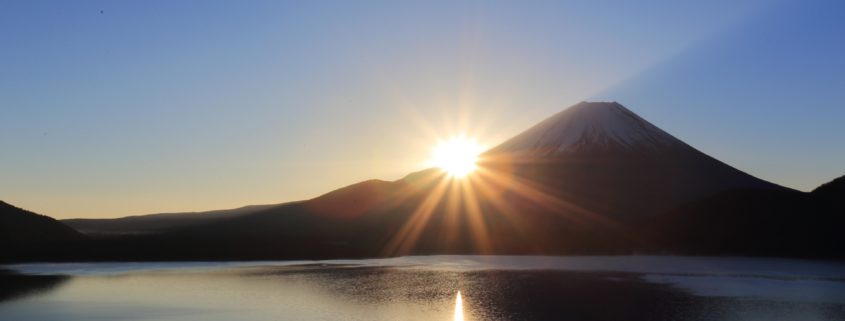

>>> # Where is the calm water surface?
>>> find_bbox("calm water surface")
[2,256,845,321]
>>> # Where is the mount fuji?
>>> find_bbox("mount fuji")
[7,101,843,261]
[482,101,787,222]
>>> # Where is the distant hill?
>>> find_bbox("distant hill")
[812,174,845,215]
[639,175,845,257]
[640,187,843,257]
[813,174,845,195]
[62,203,283,236]
[0,201,85,247]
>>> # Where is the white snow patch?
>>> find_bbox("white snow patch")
[493,102,686,156]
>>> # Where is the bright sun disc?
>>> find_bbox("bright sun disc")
[430,137,483,177]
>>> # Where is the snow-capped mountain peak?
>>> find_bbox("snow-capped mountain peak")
[490,101,686,156]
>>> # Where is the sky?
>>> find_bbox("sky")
[1,0,843,219]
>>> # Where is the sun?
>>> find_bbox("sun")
[430,137,484,177]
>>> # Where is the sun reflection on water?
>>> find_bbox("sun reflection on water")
[454,290,464,321]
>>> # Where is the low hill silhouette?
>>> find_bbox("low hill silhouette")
[62,203,282,236]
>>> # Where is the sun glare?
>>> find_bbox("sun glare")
[430,137,484,177]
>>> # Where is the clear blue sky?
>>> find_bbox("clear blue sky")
[2,0,843,218]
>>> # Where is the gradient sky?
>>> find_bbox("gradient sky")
[2,0,843,219]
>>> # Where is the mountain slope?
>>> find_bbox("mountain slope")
[641,174,845,258]
[812,174,845,215]
[0,201,85,246]
[483,101,788,221]
[62,203,282,236]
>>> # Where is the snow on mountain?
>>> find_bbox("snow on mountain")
[479,101,789,222]
[491,101,688,156]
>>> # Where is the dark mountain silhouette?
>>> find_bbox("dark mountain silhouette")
[812,174,845,215]
[70,177,441,260]
[0,201,85,245]
[639,174,845,257]
[3,102,842,261]
[1,201,87,262]
[62,203,282,236]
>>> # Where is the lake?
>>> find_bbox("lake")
[2,256,845,321]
